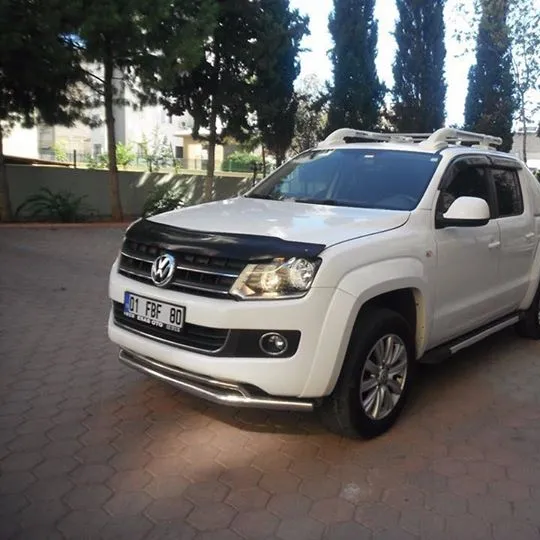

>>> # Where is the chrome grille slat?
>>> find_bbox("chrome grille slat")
[118,241,246,299]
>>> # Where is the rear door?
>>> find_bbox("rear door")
[490,162,536,312]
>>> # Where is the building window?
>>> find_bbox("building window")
[175,146,184,159]
[93,144,102,156]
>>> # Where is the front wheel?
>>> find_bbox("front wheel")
[318,308,415,439]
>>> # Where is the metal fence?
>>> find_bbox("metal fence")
[39,151,271,174]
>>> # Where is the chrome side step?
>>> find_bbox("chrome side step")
[420,313,520,364]
[119,349,314,412]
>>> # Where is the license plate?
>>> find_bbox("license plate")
[123,292,185,333]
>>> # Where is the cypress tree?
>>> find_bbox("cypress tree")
[252,0,309,166]
[464,0,516,151]
[327,0,384,133]
[392,0,446,132]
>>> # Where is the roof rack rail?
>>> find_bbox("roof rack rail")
[318,128,414,147]
[419,128,502,151]
[318,127,503,151]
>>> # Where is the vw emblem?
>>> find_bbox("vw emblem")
[151,253,176,287]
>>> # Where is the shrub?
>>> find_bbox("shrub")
[142,183,186,217]
[15,187,92,222]
[222,151,262,172]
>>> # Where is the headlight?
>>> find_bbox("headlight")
[230,257,321,300]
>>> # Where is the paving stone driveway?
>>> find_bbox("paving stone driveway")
[2,226,540,540]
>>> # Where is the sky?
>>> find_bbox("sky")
[289,0,476,127]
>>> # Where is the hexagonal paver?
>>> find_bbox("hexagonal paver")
[57,509,110,538]
[219,467,262,490]
[310,497,354,524]
[33,458,79,479]
[382,485,425,511]
[107,469,153,491]
[99,515,154,540]
[492,518,540,540]
[489,479,531,501]
[145,496,194,522]
[276,516,325,540]
[69,464,115,484]
[184,481,230,505]
[259,471,301,494]
[398,507,446,538]
[188,503,237,532]
[0,451,43,472]
[290,459,329,479]
[444,514,491,540]
[426,491,467,516]
[355,502,400,532]
[467,494,512,522]
[300,476,341,500]
[268,492,312,519]
[225,487,271,511]
[231,509,279,539]
[195,531,243,540]
[104,491,153,516]
[64,484,113,510]
[323,522,372,540]
[145,475,190,499]
[0,471,36,495]
[448,474,488,496]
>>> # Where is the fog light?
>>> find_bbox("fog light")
[259,332,289,356]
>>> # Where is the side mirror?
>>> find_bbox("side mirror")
[436,196,490,229]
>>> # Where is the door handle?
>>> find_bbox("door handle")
[525,232,535,241]
[488,241,501,249]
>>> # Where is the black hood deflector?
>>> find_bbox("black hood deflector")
[125,218,326,261]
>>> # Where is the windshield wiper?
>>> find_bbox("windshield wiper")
[294,198,364,208]
[245,193,281,201]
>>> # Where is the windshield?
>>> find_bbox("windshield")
[248,149,442,211]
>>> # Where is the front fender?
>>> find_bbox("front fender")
[309,257,431,396]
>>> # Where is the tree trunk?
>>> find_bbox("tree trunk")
[104,48,123,221]
[0,124,13,222]
[520,93,527,163]
[262,145,267,177]
[205,99,217,202]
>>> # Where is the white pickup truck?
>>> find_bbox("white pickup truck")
[108,127,540,438]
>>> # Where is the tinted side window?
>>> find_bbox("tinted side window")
[438,166,490,214]
[492,169,523,217]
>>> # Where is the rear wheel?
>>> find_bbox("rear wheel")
[516,284,540,339]
[319,308,416,439]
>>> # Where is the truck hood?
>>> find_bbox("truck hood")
[149,197,410,247]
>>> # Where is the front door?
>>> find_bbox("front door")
[430,161,502,346]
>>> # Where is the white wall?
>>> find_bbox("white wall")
[3,125,39,158]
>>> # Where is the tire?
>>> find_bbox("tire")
[318,307,416,439]
[516,284,540,339]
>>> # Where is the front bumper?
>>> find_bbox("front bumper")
[119,348,314,411]
[108,259,357,399]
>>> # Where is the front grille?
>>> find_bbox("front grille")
[113,302,229,353]
[118,240,246,299]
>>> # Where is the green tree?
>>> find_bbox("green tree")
[161,0,258,200]
[327,0,385,133]
[0,0,89,222]
[115,142,136,169]
[392,0,447,132]
[72,0,216,220]
[507,0,539,161]
[138,128,173,172]
[251,0,309,166]
[291,75,328,154]
[464,0,516,151]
